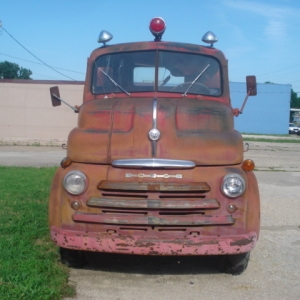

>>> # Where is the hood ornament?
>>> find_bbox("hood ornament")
[149,128,160,141]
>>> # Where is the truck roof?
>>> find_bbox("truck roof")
[89,41,227,65]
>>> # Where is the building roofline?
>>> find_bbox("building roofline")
[0,79,84,85]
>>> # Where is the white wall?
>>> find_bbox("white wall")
[0,80,84,146]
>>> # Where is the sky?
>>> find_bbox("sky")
[1,0,300,93]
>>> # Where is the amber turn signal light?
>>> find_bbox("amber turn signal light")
[61,157,72,169]
[242,159,255,171]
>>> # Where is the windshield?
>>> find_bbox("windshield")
[92,50,221,96]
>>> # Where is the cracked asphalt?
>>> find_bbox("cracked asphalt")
[1,141,299,299]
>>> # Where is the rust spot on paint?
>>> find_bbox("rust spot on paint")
[230,236,254,246]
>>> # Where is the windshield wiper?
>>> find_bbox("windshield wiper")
[160,74,171,86]
[98,68,130,96]
[182,64,210,97]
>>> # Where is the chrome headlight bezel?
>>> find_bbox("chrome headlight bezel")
[63,171,88,195]
[221,173,246,198]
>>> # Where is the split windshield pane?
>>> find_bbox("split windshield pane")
[92,50,221,96]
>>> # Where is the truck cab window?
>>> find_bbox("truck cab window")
[92,50,221,96]
[92,51,156,94]
[158,51,221,95]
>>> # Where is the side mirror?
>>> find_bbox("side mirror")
[49,86,79,112]
[50,86,61,107]
[246,76,257,96]
[233,76,257,116]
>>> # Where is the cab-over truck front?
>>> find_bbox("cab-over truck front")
[49,18,260,275]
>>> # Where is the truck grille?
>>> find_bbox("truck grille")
[72,181,235,227]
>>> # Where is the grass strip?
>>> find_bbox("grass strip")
[243,137,300,143]
[0,167,75,300]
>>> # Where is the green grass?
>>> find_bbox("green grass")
[243,137,300,143]
[242,133,292,137]
[0,167,75,300]
[242,133,300,143]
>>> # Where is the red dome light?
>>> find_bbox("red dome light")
[149,17,166,41]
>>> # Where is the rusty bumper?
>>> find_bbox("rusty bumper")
[51,226,257,255]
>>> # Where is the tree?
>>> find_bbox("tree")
[0,61,32,79]
[290,88,300,121]
[290,89,300,108]
[265,82,300,120]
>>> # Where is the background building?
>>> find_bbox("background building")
[0,80,292,145]
[0,80,83,145]
[230,82,291,134]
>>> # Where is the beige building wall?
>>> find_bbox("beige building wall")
[0,80,84,146]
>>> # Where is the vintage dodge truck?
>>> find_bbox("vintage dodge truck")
[49,17,259,275]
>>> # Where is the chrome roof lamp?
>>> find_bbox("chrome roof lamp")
[202,31,218,48]
[98,30,113,46]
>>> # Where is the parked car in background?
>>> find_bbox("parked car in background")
[289,123,300,134]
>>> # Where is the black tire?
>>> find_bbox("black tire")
[217,252,250,275]
[59,247,87,268]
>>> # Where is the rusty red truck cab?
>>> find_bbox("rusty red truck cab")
[49,18,260,275]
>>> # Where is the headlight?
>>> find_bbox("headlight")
[221,173,246,198]
[63,171,88,195]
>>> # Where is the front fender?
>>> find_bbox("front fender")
[245,171,260,239]
[49,168,65,228]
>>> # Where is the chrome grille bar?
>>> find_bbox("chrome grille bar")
[112,158,195,169]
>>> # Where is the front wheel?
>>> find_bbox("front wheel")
[59,247,87,268]
[217,252,250,275]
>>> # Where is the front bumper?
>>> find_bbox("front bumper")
[51,226,257,255]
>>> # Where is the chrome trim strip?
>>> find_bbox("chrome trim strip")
[153,97,157,128]
[125,173,182,178]
[148,98,160,157]
[151,140,157,157]
[151,98,157,158]
[112,158,195,169]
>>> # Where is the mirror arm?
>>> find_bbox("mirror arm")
[51,93,79,113]
[232,89,251,117]
[239,89,251,114]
